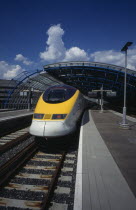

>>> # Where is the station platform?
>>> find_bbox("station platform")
[0,109,33,122]
[74,109,136,210]
[0,109,33,137]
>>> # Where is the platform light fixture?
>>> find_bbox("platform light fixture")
[120,42,133,128]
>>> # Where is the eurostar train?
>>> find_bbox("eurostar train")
[29,84,86,138]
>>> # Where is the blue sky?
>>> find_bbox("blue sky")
[0,0,136,79]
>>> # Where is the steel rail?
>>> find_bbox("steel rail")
[41,151,66,210]
[0,132,31,154]
[0,141,38,188]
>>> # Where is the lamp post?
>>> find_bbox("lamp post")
[120,42,133,128]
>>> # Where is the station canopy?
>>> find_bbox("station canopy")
[4,61,136,109]
[43,61,136,95]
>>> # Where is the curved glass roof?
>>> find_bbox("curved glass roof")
[4,70,63,109]
[44,61,136,95]
[3,61,136,109]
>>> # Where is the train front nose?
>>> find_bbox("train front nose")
[43,121,69,137]
[29,120,68,137]
[29,120,46,136]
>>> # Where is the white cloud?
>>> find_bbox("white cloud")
[91,50,124,66]
[90,49,136,70]
[15,54,33,65]
[40,24,89,62]
[64,47,89,61]
[126,48,136,70]
[40,24,66,61]
[39,24,136,70]
[0,61,24,79]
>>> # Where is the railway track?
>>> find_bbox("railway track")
[0,140,76,210]
[0,127,30,154]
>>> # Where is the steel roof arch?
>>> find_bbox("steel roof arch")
[3,61,136,109]
[43,61,136,96]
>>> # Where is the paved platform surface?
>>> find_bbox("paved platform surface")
[74,109,136,210]
[0,109,33,121]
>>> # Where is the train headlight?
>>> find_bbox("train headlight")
[52,114,67,120]
[33,113,44,119]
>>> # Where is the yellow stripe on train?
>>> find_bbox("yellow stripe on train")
[34,90,79,119]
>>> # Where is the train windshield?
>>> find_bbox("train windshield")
[43,86,77,104]
[47,90,65,103]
